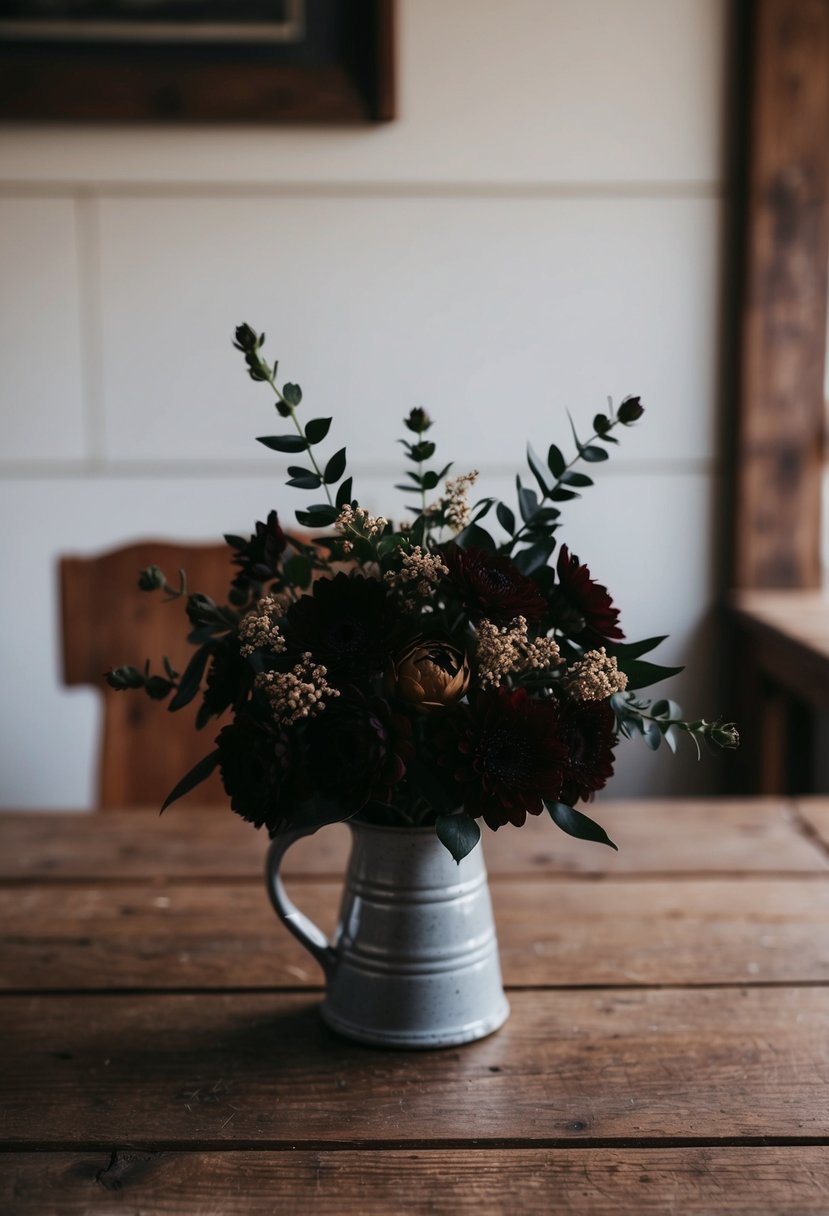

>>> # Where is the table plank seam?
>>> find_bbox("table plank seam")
[3,979,829,997]
[790,800,829,864]
[4,869,829,887]
[4,1135,829,1153]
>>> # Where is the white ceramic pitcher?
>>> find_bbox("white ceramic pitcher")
[266,820,510,1049]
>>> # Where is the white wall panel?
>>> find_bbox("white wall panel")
[97,195,721,470]
[0,198,86,460]
[0,0,726,186]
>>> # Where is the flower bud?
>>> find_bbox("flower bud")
[233,323,260,353]
[386,637,470,711]
[708,721,740,750]
[404,407,432,434]
[105,665,145,691]
[137,565,166,592]
[617,396,644,424]
[186,592,219,628]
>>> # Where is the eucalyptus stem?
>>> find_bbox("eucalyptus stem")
[265,376,334,508]
[507,415,624,553]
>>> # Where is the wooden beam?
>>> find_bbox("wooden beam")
[733,0,829,589]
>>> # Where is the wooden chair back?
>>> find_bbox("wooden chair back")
[60,540,237,809]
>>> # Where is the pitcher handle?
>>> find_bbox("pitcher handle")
[265,827,337,980]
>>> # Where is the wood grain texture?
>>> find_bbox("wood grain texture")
[733,0,829,588]
[60,540,236,809]
[4,876,829,991]
[795,798,829,856]
[2,800,825,882]
[2,988,829,1145]
[729,591,829,711]
[4,1148,829,1215]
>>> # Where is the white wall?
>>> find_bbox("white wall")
[0,0,728,808]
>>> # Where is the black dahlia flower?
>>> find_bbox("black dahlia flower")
[550,544,624,643]
[216,716,298,833]
[284,572,400,682]
[306,693,413,812]
[450,688,567,830]
[557,694,617,804]
[442,544,546,625]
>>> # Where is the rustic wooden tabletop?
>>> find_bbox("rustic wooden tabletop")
[2,798,829,1213]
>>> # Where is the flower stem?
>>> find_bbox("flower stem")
[507,416,623,553]
[265,374,334,508]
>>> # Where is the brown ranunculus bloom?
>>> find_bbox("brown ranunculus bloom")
[387,637,470,711]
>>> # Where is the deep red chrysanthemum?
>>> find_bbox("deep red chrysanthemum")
[284,572,401,682]
[216,715,299,833]
[306,692,413,813]
[551,545,624,643]
[442,544,547,625]
[557,695,617,804]
[450,688,567,830]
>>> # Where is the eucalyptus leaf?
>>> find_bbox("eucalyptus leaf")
[257,434,308,453]
[514,539,556,574]
[335,477,353,508]
[304,417,332,444]
[284,554,313,588]
[527,444,552,496]
[167,645,211,712]
[496,501,516,535]
[609,635,669,660]
[545,801,618,850]
[620,658,684,691]
[455,522,496,552]
[161,751,221,813]
[517,483,539,524]
[323,447,347,484]
[579,444,609,463]
[295,505,340,528]
[287,473,323,490]
[560,470,593,488]
[282,383,302,406]
[436,813,481,863]
[547,444,566,478]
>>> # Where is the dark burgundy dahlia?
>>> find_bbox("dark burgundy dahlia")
[306,693,413,813]
[284,572,400,683]
[442,544,546,625]
[549,545,624,643]
[216,716,298,833]
[557,694,617,804]
[450,688,567,830]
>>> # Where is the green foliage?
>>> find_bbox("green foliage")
[436,812,481,863]
[545,800,618,851]
[161,750,220,813]
[611,691,740,758]
[103,327,738,866]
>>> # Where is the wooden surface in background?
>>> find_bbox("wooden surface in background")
[2,799,829,1213]
[61,539,235,809]
[732,0,829,589]
[728,591,829,793]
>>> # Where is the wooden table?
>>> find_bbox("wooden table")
[3,798,829,1213]
[728,589,829,794]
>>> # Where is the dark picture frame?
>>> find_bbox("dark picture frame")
[0,0,394,122]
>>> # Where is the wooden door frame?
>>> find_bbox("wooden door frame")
[731,0,829,590]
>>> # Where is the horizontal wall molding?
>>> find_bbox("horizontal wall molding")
[0,457,719,480]
[0,179,726,202]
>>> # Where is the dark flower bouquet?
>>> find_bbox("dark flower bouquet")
[107,325,738,861]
